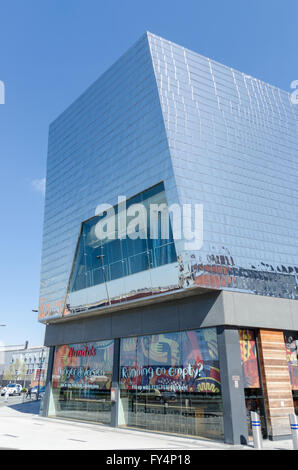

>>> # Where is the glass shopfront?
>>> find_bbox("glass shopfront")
[239,330,267,438]
[50,340,114,424]
[119,328,224,440]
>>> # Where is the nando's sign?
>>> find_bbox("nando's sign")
[68,346,96,358]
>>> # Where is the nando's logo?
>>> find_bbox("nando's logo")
[68,346,96,358]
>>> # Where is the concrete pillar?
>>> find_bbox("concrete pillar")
[257,329,294,440]
[110,338,120,427]
[40,346,55,417]
[217,327,248,445]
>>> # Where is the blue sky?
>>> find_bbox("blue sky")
[0,0,297,346]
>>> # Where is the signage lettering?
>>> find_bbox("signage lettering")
[62,366,105,379]
[121,362,203,380]
[68,346,96,357]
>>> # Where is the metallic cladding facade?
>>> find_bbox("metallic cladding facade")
[148,33,298,299]
[39,33,179,322]
[39,32,298,323]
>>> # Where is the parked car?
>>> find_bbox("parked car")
[137,389,162,402]
[136,388,177,404]
[1,384,22,396]
[30,385,45,399]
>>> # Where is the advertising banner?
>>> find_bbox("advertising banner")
[239,330,260,388]
[120,328,221,394]
[52,340,114,392]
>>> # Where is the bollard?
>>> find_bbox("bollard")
[289,413,298,450]
[250,411,262,449]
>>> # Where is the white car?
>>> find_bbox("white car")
[1,384,22,396]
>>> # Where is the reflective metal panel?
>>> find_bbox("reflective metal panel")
[149,33,298,300]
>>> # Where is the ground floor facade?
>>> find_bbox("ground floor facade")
[41,290,298,444]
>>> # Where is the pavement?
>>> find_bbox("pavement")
[0,397,295,451]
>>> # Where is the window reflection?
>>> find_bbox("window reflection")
[50,340,114,424]
[119,329,223,440]
[69,182,177,293]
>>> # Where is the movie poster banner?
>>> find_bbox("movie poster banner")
[120,328,221,394]
[238,330,260,388]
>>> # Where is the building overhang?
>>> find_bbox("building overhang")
[44,285,217,326]
[44,286,298,348]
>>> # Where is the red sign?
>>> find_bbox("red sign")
[68,346,96,358]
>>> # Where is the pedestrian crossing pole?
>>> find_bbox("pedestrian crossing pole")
[289,413,298,450]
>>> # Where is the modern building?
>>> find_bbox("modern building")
[0,342,48,388]
[38,32,298,444]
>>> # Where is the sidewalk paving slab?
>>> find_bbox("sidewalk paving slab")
[0,401,294,451]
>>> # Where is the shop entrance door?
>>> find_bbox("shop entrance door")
[245,388,267,438]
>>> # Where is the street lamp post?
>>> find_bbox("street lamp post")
[31,310,43,399]
[36,349,45,400]
[0,325,6,390]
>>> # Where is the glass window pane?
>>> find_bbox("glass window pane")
[119,328,223,439]
[68,182,177,294]
[51,340,114,424]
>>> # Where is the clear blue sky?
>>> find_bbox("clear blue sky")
[0,0,297,346]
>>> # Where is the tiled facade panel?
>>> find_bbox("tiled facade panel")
[148,34,298,298]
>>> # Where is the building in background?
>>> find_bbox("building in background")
[0,342,48,389]
[38,32,298,444]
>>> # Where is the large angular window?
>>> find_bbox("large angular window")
[69,182,177,293]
